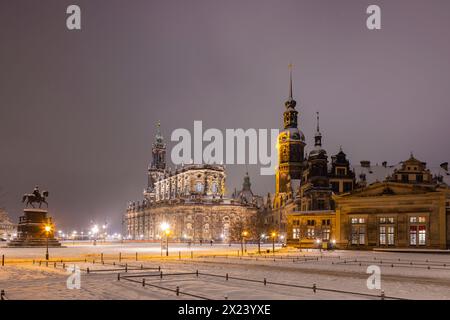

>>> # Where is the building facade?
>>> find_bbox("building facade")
[124,123,259,242]
[268,68,450,250]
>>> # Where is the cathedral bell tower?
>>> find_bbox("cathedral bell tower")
[274,65,307,208]
[145,121,166,198]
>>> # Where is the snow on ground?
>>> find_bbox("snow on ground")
[1,243,450,300]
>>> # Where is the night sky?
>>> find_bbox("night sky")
[1,0,450,233]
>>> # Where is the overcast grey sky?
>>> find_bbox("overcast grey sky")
[1,0,449,232]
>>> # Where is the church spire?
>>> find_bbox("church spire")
[314,111,322,147]
[285,64,297,110]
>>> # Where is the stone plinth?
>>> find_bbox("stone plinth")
[7,208,61,247]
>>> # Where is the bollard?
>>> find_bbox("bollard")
[196,270,199,277]
[85,258,87,263]
[224,294,228,300]
[93,260,95,264]
[136,252,138,261]
[101,253,104,263]
[158,266,161,272]
[381,290,385,300]
[54,262,56,268]
[264,278,267,286]
[427,266,430,270]
[141,264,143,270]
[191,251,193,259]
[63,263,66,269]
[46,261,48,267]
[33,259,35,265]
[87,267,90,274]
[119,252,122,262]
[313,283,316,293]
[125,263,128,273]
[179,251,181,260]
[176,286,180,296]
[160,271,163,279]
[39,261,42,266]
[113,261,116,266]
[117,273,121,281]
[226,273,229,281]
[1,255,3,267]
[142,278,146,287]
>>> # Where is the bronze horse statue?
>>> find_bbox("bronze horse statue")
[22,190,49,208]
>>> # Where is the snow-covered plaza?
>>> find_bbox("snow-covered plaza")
[1,242,450,300]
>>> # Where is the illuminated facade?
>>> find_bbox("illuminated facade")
[124,123,258,241]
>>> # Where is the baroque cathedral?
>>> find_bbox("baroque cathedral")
[263,68,450,250]
[124,122,259,242]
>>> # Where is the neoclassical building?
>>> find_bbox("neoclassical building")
[124,123,259,241]
[265,68,450,250]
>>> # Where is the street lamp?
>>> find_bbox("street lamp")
[44,224,51,260]
[91,224,99,245]
[271,232,277,255]
[258,233,266,254]
[241,231,248,254]
[160,222,170,257]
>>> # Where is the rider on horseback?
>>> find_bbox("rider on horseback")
[33,186,41,200]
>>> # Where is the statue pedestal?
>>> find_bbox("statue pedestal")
[7,208,62,247]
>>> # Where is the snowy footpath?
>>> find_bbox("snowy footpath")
[1,244,450,300]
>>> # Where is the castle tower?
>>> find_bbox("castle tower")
[274,65,307,208]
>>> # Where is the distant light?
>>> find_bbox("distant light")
[261,233,266,238]
[44,225,51,233]
[279,235,285,240]
[160,222,170,232]
[332,239,336,244]
[316,239,322,244]
[91,225,99,234]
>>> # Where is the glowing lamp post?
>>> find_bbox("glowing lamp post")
[160,222,170,257]
[44,224,51,260]
[258,233,266,254]
[271,232,277,255]
[91,225,99,246]
[241,231,248,254]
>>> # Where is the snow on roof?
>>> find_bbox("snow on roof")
[352,163,450,187]
[352,164,400,185]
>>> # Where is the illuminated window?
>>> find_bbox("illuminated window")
[306,227,315,238]
[418,226,426,245]
[196,182,204,192]
[410,226,417,245]
[387,226,395,245]
[322,228,330,241]
[418,216,426,223]
[351,226,366,245]
[292,228,300,239]
[379,226,386,245]
[410,216,417,223]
